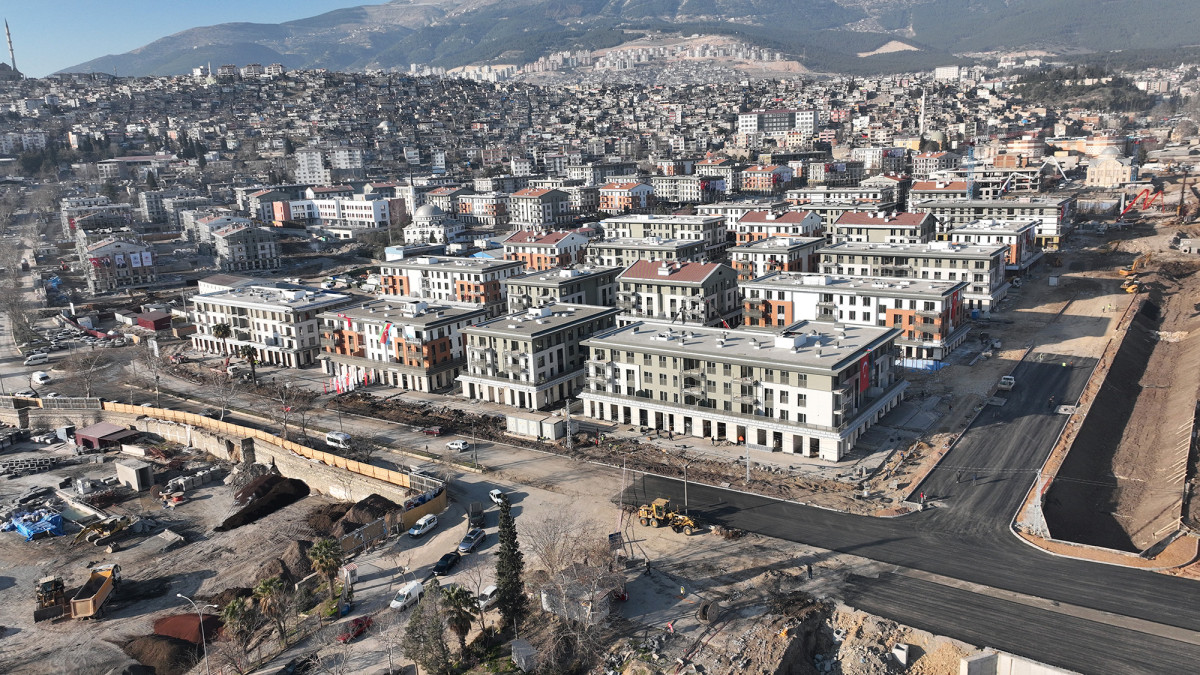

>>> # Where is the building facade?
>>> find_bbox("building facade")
[729,237,824,281]
[505,266,619,313]
[616,261,741,327]
[818,241,1008,310]
[502,230,590,271]
[379,256,526,318]
[212,224,281,273]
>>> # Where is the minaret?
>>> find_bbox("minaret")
[4,20,15,74]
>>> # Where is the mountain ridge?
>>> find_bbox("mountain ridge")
[59,0,1200,77]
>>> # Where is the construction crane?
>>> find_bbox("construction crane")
[1118,189,1165,220]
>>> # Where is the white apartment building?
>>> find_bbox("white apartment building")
[740,272,970,361]
[585,237,708,268]
[818,241,1009,311]
[909,197,1074,249]
[599,214,727,261]
[509,188,571,229]
[947,219,1041,271]
[212,224,281,273]
[580,321,905,461]
[733,210,824,244]
[460,303,621,410]
[729,236,824,281]
[274,196,390,239]
[293,147,330,185]
[190,282,356,368]
[737,109,820,138]
[829,211,937,245]
[379,256,526,318]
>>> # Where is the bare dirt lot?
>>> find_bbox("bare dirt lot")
[1044,218,1200,553]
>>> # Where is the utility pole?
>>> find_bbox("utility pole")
[564,397,574,454]
[1179,169,1190,218]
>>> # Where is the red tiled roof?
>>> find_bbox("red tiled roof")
[600,181,649,191]
[512,188,557,198]
[743,165,784,173]
[619,260,722,283]
[911,181,969,191]
[504,230,572,246]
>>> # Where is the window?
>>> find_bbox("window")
[780,391,789,403]
[797,393,806,407]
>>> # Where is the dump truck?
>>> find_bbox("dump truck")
[70,563,120,619]
[34,576,68,622]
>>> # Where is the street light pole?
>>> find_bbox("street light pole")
[176,593,213,675]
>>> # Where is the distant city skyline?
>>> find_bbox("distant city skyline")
[5,1,371,77]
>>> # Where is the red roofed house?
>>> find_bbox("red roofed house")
[599,181,655,214]
[829,211,937,245]
[616,260,740,327]
[734,210,824,244]
[502,230,591,271]
[911,151,961,178]
[740,165,794,194]
[906,180,971,209]
[509,188,571,230]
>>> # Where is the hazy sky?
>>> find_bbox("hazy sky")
[4,1,374,77]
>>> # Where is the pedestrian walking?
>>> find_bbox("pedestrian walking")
[806,564,813,580]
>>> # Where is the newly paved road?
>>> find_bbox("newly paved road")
[625,352,1200,673]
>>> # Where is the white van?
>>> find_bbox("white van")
[325,431,352,449]
[389,580,424,611]
[23,353,48,366]
[31,371,51,386]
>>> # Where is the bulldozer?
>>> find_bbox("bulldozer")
[1122,278,1142,293]
[34,576,68,622]
[73,515,134,549]
[636,498,698,535]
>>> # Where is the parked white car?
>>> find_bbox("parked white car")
[407,514,437,538]
[446,440,470,452]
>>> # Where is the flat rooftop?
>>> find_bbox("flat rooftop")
[590,237,704,250]
[323,298,485,325]
[465,303,618,338]
[507,266,619,286]
[601,214,723,224]
[198,283,352,310]
[382,256,523,270]
[731,237,825,253]
[586,321,897,372]
[744,272,966,297]
[819,241,1005,258]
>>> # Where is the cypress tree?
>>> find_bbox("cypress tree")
[495,493,528,631]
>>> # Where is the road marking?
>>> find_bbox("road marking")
[892,567,1200,647]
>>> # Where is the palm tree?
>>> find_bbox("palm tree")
[212,322,232,367]
[308,538,344,604]
[253,576,289,645]
[238,344,258,384]
[441,584,478,656]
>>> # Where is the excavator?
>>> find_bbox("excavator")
[1119,253,1151,277]
[637,497,699,535]
[73,515,134,550]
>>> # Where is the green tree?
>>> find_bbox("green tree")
[441,584,478,655]
[495,494,528,631]
[145,172,159,190]
[403,585,452,675]
[212,322,232,363]
[308,538,345,604]
[219,597,263,673]
[283,138,295,156]
[238,344,258,385]
[253,576,290,645]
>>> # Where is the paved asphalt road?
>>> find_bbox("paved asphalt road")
[625,352,1200,673]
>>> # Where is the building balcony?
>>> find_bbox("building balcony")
[319,337,342,348]
[733,393,758,404]
[682,367,704,377]
[745,308,764,319]
[682,385,706,397]
[733,375,756,385]
[915,308,943,318]
[816,300,835,310]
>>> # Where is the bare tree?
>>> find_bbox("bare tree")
[59,350,111,398]
[345,433,383,464]
[132,339,167,406]
[259,382,318,442]
[457,554,492,636]
[203,371,242,420]
[374,611,409,675]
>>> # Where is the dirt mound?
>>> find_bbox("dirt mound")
[203,586,251,610]
[234,473,282,506]
[330,493,399,538]
[153,613,223,645]
[123,635,201,675]
[257,539,315,585]
[306,502,352,535]
[1159,260,1200,279]
[215,478,310,532]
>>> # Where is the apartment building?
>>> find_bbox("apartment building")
[505,266,619,313]
[729,237,824,281]
[379,256,525,317]
[907,180,971,209]
[818,241,1008,310]
[580,320,905,461]
[651,175,718,203]
[319,299,486,393]
[599,214,727,261]
[293,147,330,185]
[695,158,743,192]
[599,181,655,213]
[740,272,969,360]
[911,151,962,178]
[829,211,936,245]
[191,282,355,368]
[616,261,740,327]
[212,224,281,273]
[426,186,475,215]
[947,220,1040,271]
[737,109,820,138]
[850,147,907,174]
[272,196,391,239]
[502,230,590,271]
[733,210,824,244]
[60,196,134,236]
[138,188,202,223]
[740,165,794,194]
[82,238,158,294]
[786,185,896,205]
[457,193,509,227]
[909,197,1074,249]
[585,237,708,268]
[460,303,621,410]
[805,161,865,187]
[509,188,571,230]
